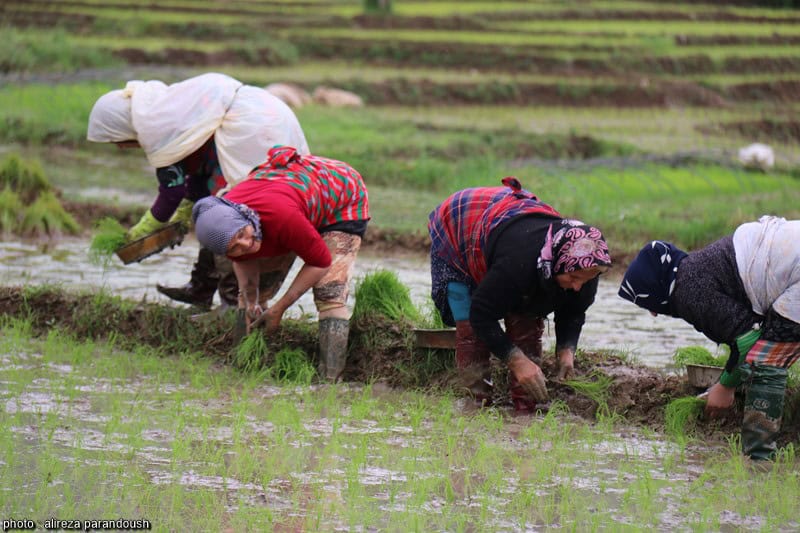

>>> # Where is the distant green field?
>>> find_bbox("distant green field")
[1,0,798,252]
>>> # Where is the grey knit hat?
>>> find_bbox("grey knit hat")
[192,196,262,255]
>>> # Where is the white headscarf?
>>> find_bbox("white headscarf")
[86,73,309,185]
[733,215,800,323]
[86,89,137,142]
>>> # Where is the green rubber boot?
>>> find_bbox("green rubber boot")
[742,364,787,461]
[318,317,350,381]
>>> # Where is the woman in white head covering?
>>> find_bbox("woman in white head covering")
[87,72,310,310]
[620,215,800,461]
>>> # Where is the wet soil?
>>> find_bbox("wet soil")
[1,285,797,448]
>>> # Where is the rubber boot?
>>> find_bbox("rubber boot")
[455,320,493,406]
[742,364,787,461]
[505,314,544,364]
[318,317,350,381]
[215,255,239,309]
[156,247,218,309]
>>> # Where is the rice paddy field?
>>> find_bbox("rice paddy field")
[1,0,800,529]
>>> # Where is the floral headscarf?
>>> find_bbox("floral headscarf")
[618,240,688,316]
[192,196,262,255]
[538,220,611,280]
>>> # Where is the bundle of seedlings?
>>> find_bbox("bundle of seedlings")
[348,269,434,387]
[665,396,706,439]
[89,217,128,265]
[673,345,728,369]
[0,153,79,237]
[564,370,615,419]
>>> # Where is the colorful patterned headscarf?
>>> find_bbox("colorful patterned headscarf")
[537,220,611,280]
[192,196,262,255]
[618,240,688,316]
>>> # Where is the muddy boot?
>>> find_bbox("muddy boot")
[157,247,218,309]
[318,317,350,381]
[232,308,247,344]
[215,255,240,309]
[742,364,787,461]
[455,320,493,406]
[504,314,544,365]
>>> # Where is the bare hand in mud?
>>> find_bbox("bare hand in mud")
[556,348,575,382]
[260,307,282,333]
[245,304,264,333]
[703,382,735,419]
[508,349,549,402]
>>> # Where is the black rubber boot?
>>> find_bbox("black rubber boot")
[318,317,350,381]
[742,364,787,461]
[156,247,218,308]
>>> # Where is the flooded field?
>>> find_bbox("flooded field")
[3,327,797,531]
[0,236,717,368]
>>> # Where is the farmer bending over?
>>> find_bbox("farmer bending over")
[192,145,369,381]
[87,72,309,311]
[428,178,612,413]
[619,216,800,461]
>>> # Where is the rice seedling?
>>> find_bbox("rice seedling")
[352,269,422,324]
[19,190,80,237]
[665,396,706,439]
[233,330,269,372]
[267,347,316,385]
[88,217,128,266]
[673,345,728,369]
[564,370,614,418]
[0,187,22,234]
[0,153,51,203]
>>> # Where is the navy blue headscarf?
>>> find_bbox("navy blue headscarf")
[618,240,688,316]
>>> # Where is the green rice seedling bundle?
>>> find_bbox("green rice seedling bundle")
[565,371,614,417]
[89,217,128,265]
[352,269,421,324]
[268,347,316,385]
[233,330,269,373]
[0,187,21,233]
[664,396,705,438]
[673,345,727,368]
[19,190,79,237]
[0,153,51,203]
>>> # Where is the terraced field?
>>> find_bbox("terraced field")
[1,0,799,250]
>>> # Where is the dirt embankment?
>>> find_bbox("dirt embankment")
[1,286,798,447]
[698,119,800,145]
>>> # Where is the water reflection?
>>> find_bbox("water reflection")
[0,236,718,368]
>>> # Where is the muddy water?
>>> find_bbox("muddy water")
[0,236,718,368]
[0,347,738,531]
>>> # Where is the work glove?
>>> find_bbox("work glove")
[126,210,167,242]
[719,327,761,388]
[507,347,549,402]
[168,198,194,233]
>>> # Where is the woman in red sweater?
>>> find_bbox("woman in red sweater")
[192,146,369,381]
